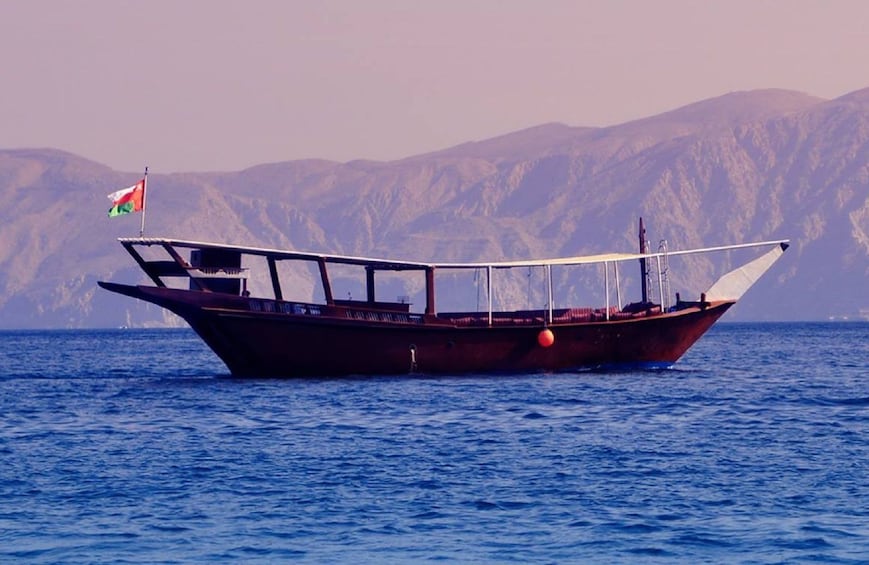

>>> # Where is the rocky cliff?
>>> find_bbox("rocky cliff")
[1,88,867,327]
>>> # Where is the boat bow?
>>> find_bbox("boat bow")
[705,241,789,301]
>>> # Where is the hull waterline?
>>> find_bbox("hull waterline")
[99,282,732,377]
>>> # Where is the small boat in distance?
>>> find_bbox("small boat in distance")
[98,220,789,377]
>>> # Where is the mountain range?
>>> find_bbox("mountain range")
[1,87,867,328]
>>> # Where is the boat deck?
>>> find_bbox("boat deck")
[240,294,663,327]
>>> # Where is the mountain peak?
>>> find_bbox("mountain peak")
[420,123,591,161]
[833,86,869,105]
[641,89,825,128]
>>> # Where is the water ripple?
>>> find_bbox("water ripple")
[0,323,867,563]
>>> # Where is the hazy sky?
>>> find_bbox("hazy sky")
[2,0,867,173]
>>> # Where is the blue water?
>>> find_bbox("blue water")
[1,323,867,563]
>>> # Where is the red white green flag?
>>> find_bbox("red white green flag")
[107,179,145,217]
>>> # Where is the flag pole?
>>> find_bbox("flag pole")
[140,166,148,238]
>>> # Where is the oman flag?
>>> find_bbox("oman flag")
[107,179,145,217]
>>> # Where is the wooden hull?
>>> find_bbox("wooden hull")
[99,283,732,377]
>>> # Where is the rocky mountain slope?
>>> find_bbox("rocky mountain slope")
[1,88,867,328]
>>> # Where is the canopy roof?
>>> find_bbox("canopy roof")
[119,237,789,271]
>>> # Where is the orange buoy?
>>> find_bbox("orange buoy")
[537,328,555,348]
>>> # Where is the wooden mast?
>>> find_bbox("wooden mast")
[639,217,648,303]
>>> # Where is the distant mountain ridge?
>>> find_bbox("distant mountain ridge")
[1,87,867,328]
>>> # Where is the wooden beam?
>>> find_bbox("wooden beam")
[425,267,436,315]
[122,242,166,287]
[317,259,334,305]
[366,266,376,303]
[267,257,283,301]
[162,243,208,291]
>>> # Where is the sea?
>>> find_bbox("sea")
[0,323,866,564]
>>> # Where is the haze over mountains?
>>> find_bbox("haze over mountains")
[1,88,867,328]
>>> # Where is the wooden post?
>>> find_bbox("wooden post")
[366,266,376,303]
[267,257,283,301]
[425,267,436,315]
[318,259,334,305]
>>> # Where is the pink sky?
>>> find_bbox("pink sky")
[1,0,867,173]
